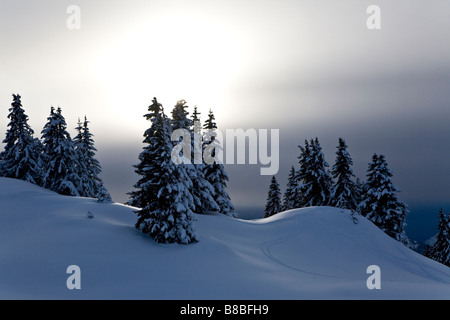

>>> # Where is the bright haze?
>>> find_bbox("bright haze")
[1,1,450,236]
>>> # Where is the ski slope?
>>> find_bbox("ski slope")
[0,177,449,299]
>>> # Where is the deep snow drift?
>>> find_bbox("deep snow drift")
[0,177,449,299]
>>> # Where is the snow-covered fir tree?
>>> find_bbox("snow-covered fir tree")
[424,208,450,267]
[171,100,193,130]
[0,94,42,185]
[329,138,359,211]
[360,154,410,246]
[282,166,299,211]
[203,109,217,131]
[191,106,203,163]
[171,100,219,214]
[73,118,93,197]
[264,176,282,218]
[73,116,110,200]
[129,98,198,244]
[292,139,310,207]
[191,106,201,125]
[294,138,333,207]
[191,106,203,166]
[41,107,82,196]
[202,109,236,216]
[96,181,112,203]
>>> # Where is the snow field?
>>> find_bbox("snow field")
[0,177,449,299]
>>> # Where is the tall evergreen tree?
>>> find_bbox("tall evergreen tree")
[202,109,236,216]
[41,107,82,196]
[295,138,332,207]
[264,176,282,218]
[203,109,217,130]
[329,138,359,211]
[191,106,203,162]
[424,209,450,267]
[129,98,198,244]
[171,100,219,214]
[191,106,201,124]
[171,100,192,131]
[292,139,310,207]
[73,117,92,197]
[282,166,299,211]
[0,94,42,185]
[127,102,160,209]
[73,116,110,199]
[360,154,410,246]
[191,106,203,166]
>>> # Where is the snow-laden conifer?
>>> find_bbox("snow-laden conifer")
[360,154,410,246]
[1,94,42,185]
[282,166,299,211]
[265,176,282,218]
[41,107,82,196]
[424,209,450,267]
[171,100,219,214]
[97,181,112,203]
[329,138,359,211]
[202,109,236,216]
[73,117,93,197]
[73,116,110,200]
[129,98,198,244]
[294,138,332,207]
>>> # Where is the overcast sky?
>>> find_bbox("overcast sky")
[1,0,450,219]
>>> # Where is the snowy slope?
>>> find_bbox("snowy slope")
[0,177,449,299]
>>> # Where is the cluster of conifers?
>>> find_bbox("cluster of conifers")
[0,94,111,202]
[264,137,449,267]
[126,98,235,244]
[2,94,447,266]
[265,137,408,244]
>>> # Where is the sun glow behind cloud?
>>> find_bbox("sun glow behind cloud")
[95,10,249,131]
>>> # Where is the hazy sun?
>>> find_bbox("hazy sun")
[97,11,247,129]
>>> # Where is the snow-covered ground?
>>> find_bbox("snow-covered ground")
[0,177,448,299]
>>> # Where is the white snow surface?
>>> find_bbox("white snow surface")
[0,177,449,299]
